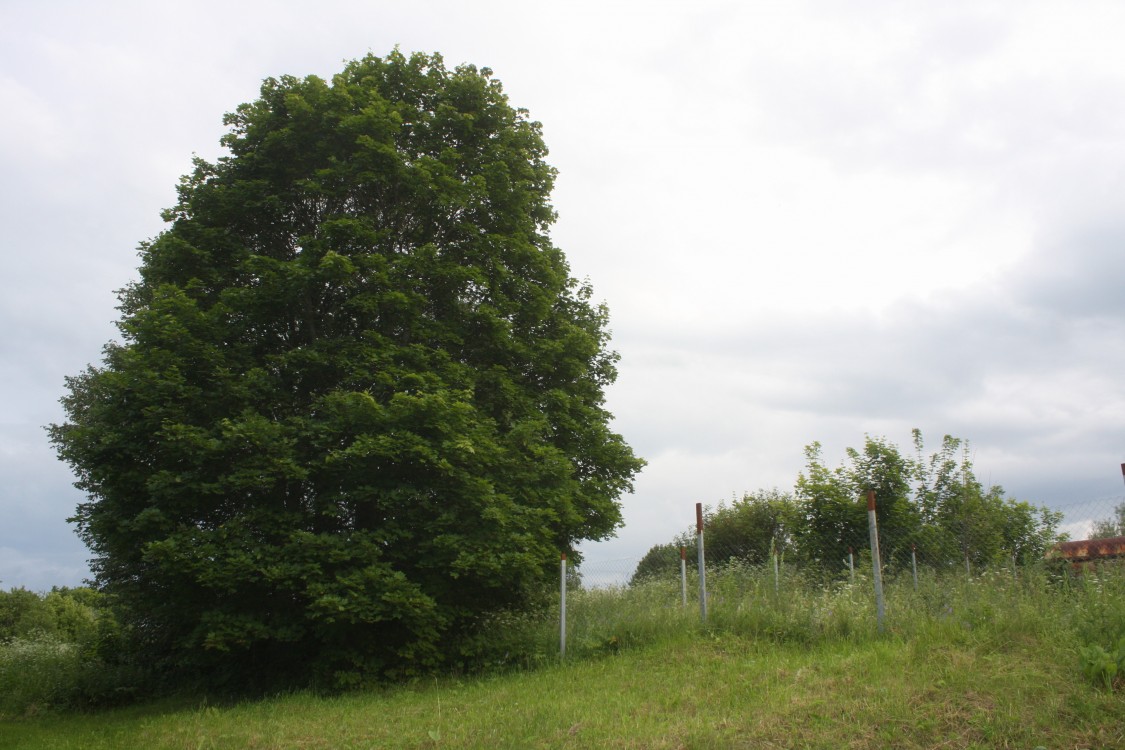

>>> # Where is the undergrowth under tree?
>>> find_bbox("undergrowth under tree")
[49,50,643,689]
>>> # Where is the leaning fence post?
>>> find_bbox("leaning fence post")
[866,490,886,632]
[696,502,707,622]
[911,544,918,592]
[848,546,855,583]
[680,546,687,607]
[559,553,567,659]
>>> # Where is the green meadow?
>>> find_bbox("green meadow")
[3,565,1123,749]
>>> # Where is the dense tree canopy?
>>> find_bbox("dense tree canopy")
[795,432,1063,570]
[630,489,797,585]
[50,51,643,686]
[634,432,1062,583]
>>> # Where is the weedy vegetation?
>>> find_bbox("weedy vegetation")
[2,562,1122,748]
[1079,636,1125,692]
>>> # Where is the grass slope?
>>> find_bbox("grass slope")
[4,567,1123,748]
[3,632,1122,749]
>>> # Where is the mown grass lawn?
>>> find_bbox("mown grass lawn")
[3,629,1122,750]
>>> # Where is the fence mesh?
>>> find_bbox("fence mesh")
[574,493,1125,591]
[549,492,1125,662]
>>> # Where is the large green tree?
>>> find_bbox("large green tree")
[50,51,642,686]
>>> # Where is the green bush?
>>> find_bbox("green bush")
[1079,638,1124,691]
[0,632,85,716]
[0,587,145,715]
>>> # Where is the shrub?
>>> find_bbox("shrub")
[0,632,84,716]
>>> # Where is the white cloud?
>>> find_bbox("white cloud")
[2,0,1125,587]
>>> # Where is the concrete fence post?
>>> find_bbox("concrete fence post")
[680,546,687,607]
[867,490,886,633]
[911,544,918,592]
[696,503,707,622]
[559,553,567,659]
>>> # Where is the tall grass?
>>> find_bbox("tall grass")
[551,560,1125,665]
[0,630,144,718]
[2,561,1122,723]
[4,566,1122,749]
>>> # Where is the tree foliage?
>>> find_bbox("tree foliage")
[0,587,101,644]
[635,431,1063,582]
[1090,501,1125,539]
[50,51,642,687]
[793,431,1062,570]
[630,542,686,585]
[630,490,799,584]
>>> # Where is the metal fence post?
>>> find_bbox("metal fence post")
[680,546,687,607]
[911,544,918,592]
[848,546,855,583]
[559,553,567,659]
[773,550,780,594]
[866,490,886,632]
[696,502,707,622]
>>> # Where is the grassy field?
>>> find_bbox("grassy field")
[3,566,1123,749]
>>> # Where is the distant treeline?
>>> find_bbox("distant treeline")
[0,586,145,715]
[633,431,1068,583]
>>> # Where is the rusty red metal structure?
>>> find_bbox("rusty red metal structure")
[1047,535,1125,570]
[1045,464,1125,570]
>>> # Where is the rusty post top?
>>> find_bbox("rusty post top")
[680,547,686,560]
[561,553,566,561]
[1120,462,1124,478]
[848,546,853,554]
[866,489,876,511]
[696,502,703,532]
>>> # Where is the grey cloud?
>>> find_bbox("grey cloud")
[4,0,1125,586]
[0,424,90,589]
[1012,220,1125,321]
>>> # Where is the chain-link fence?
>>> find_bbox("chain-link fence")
[579,493,1124,586]
[556,492,1125,656]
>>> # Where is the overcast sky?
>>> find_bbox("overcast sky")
[3,0,1124,590]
